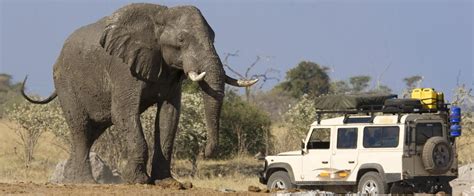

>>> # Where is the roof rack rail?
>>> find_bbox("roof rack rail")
[315,104,446,125]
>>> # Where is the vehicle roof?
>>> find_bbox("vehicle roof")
[311,113,445,126]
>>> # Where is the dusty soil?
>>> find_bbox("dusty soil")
[0,182,264,195]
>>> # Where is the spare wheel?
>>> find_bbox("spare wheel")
[422,136,454,174]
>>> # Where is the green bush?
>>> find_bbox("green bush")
[218,90,271,157]
[174,93,206,160]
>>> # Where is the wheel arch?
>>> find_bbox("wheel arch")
[266,163,296,184]
[357,163,386,183]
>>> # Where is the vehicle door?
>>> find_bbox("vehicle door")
[301,127,333,182]
[412,121,444,175]
[331,127,359,181]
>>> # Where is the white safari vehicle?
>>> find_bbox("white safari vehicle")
[259,91,460,194]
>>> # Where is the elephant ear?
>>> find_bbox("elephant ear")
[100,5,164,81]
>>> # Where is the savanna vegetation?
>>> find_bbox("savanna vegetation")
[0,60,472,191]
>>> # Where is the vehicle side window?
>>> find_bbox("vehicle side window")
[307,128,330,149]
[363,126,399,148]
[337,128,358,149]
[416,123,443,145]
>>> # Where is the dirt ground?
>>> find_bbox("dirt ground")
[0,182,265,195]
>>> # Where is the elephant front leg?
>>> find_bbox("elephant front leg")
[150,97,181,182]
[112,107,150,183]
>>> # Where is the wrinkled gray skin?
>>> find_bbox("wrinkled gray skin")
[21,3,256,184]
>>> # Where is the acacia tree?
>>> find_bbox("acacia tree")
[331,76,392,95]
[402,75,423,97]
[349,75,371,93]
[369,85,392,94]
[330,80,351,95]
[276,61,331,98]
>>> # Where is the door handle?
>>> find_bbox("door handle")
[322,161,328,164]
[348,161,355,164]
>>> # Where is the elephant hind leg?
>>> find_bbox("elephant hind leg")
[59,94,106,183]
[63,120,106,184]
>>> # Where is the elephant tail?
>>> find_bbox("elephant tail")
[21,76,57,104]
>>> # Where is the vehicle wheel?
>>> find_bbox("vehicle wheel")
[267,171,295,190]
[357,171,389,194]
[422,136,454,174]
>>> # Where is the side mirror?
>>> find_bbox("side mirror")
[301,139,306,155]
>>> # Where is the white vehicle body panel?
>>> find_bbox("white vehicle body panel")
[264,113,457,185]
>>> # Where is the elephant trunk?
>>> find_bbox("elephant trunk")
[198,57,225,158]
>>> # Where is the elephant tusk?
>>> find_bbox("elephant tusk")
[225,75,259,87]
[188,71,206,82]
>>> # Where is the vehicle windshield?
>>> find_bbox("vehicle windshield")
[307,128,330,149]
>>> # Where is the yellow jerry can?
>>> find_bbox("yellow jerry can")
[411,88,423,100]
[411,88,438,109]
[437,92,445,108]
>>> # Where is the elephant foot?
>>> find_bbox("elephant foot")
[124,173,149,184]
[62,161,96,184]
[62,176,97,184]
[122,168,149,184]
[62,169,96,184]
[153,177,192,190]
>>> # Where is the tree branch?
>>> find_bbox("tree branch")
[245,56,261,78]
[222,51,245,78]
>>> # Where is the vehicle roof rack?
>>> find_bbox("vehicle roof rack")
[315,104,446,125]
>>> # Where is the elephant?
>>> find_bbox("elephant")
[21,3,257,184]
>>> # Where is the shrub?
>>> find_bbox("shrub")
[5,100,68,166]
[5,90,271,174]
[219,90,271,157]
[457,112,474,165]
[173,93,206,175]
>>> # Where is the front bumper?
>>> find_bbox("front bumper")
[258,171,267,184]
[258,160,268,184]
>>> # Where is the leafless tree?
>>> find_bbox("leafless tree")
[222,51,280,102]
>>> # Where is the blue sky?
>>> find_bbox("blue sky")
[1,0,472,100]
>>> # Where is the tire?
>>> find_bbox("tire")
[357,171,389,194]
[267,171,295,190]
[422,136,454,174]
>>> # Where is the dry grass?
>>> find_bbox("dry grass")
[0,119,265,191]
[181,173,262,191]
[0,120,68,183]
[270,123,303,154]
[173,156,265,191]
